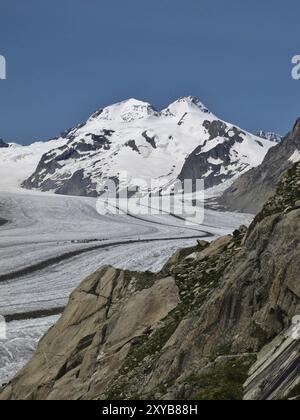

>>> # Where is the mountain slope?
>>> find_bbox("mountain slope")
[21,97,274,197]
[0,140,67,190]
[219,118,300,213]
[2,160,300,400]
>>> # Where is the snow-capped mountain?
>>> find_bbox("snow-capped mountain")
[256,131,282,143]
[15,96,274,197]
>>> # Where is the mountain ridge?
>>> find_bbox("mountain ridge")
[19,96,274,197]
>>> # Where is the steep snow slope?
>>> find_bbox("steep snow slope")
[22,97,275,196]
[0,140,66,191]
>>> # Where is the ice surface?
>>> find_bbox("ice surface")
[0,316,59,385]
[0,187,252,385]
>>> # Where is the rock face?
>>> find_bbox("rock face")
[2,163,300,400]
[0,139,9,148]
[21,97,273,197]
[178,120,251,189]
[219,118,300,213]
[244,329,300,400]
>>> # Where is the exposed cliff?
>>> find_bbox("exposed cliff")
[218,118,300,214]
[1,164,300,400]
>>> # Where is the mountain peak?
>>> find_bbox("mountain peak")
[162,96,211,117]
[177,95,208,107]
[89,98,159,124]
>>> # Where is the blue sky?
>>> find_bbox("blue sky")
[0,0,299,144]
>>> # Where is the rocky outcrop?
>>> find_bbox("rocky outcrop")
[1,163,300,400]
[0,139,9,148]
[219,118,300,213]
[244,328,300,400]
[178,120,250,189]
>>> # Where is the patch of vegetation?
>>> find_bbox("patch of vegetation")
[286,382,300,400]
[253,163,300,225]
[187,355,256,401]
[216,343,233,356]
[119,313,181,374]
[129,271,157,292]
